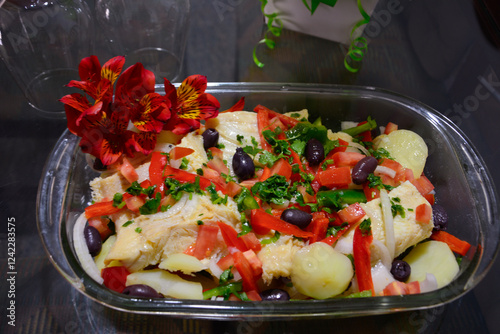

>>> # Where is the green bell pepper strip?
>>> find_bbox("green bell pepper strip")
[316,189,367,209]
[341,117,377,137]
[203,282,243,300]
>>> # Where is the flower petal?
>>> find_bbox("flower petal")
[177,93,220,120]
[115,63,156,105]
[131,131,157,155]
[177,75,207,106]
[78,55,101,83]
[100,56,125,85]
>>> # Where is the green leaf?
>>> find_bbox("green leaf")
[252,175,291,206]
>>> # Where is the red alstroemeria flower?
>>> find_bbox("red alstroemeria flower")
[163,75,220,135]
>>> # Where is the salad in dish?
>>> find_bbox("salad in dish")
[63,56,471,301]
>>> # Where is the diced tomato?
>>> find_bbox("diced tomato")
[289,148,305,173]
[403,168,415,182]
[101,266,130,293]
[140,179,152,189]
[217,253,235,271]
[415,203,432,224]
[149,151,168,192]
[382,281,408,296]
[363,183,380,201]
[240,232,262,253]
[250,209,314,238]
[201,166,221,180]
[240,178,259,190]
[221,97,245,113]
[380,174,398,188]
[125,195,145,213]
[242,249,263,277]
[320,224,350,246]
[217,221,248,252]
[88,216,114,240]
[317,166,352,188]
[411,175,435,196]
[384,122,398,135]
[225,181,243,197]
[430,230,471,256]
[169,146,195,160]
[337,203,366,224]
[259,166,272,182]
[270,158,292,180]
[193,224,220,260]
[353,222,374,296]
[254,104,300,129]
[245,290,262,301]
[297,185,316,203]
[424,193,435,205]
[406,281,421,294]
[85,200,122,219]
[233,251,259,292]
[332,152,365,167]
[306,217,330,243]
[207,157,230,175]
[380,159,403,174]
[326,138,349,159]
[163,166,226,194]
[119,157,138,183]
[208,147,224,160]
[382,280,420,296]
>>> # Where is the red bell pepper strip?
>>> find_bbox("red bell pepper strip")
[221,97,245,113]
[85,200,123,219]
[250,209,314,238]
[270,158,292,180]
[353,219,374,296]
[384,122,398,135]
[430,230,471,256]
[233,251,260,292]
[289,148,306,173]
[254,104,300,129]
[306,217,330,243]
[320,224,350,246]
[149,151,168,192]
[217,221,248,252]
[256,108,272,152]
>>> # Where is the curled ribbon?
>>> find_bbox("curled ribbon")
[344,0,371,73]
[253,0,284,68]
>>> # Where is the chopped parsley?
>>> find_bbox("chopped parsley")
[326,223,348,237]
[122,220,134,227]
[135,227,142,233]
[197,220,204,225]
[179,157,189,170]
[112,193,126,208]
[252,175,291,206]
[139,192,162,215]
[359,218,372,236]
[236,134,244,144]
[126,181,156,197]
[261,231,281,245]
[219,268,234,284]
[391,197,405,218]
[206,184,228,205]
[367,173,395,191]
[237,212,253,237]
[369,147,393,160]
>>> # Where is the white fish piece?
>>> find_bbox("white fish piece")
[334,181,433,261]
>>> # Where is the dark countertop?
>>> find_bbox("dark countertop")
[1,0,499,333]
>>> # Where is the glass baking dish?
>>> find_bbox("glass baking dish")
[37,83,500,319]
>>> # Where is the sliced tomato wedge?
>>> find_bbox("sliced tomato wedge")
[317,166,351,188]
[332,151,365,167]
[120,157,138,183]
[250,209,314,238]
[207,156,229,175]
[384,122,398,135]
[102,266,130,293]
[193,224,220,260]
[242,249,263,277]
[125,195,145,213]
[169,146,194,160]
[411,175,435,196]
[217,253,235,270]
[88,216,114,240]
[270,158,292,180]
[240,232,262,253]
[268,116,286,132]
[337,203,366,224]
[245,290,262,301]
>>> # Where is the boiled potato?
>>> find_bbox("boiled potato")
[158,253,206,275]
[126,269,203,299]
[291,242,353,299]
[375,129,428,177]
[403,241,459,288]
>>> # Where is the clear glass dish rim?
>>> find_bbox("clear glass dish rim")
[36,82,500,319]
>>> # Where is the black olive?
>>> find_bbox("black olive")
[232,147,255,180]
[259,288,290,301]
[391,260,411,282]
[305,138,324,166]
[202,128,219,150]
[352,156,378,185]
[84,225,102,257]
[93,157,107,171]
[432,204,448,231]
[280,208,313,229]
[122,284,162,298]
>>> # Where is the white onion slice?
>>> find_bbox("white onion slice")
[208,256,224,278]
[73,213,104,284]
[169,158,182,169]
[380,189,395,260]
[371,261,395,295]
[374,165,396,179]
[419,273,439,293]
[371,239,392,269]
[346,142,370,156]
[333,237,353,255]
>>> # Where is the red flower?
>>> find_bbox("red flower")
[163,75,220,135]
[61,56,220,168]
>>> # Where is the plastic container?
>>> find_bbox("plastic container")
[37,83,500,319]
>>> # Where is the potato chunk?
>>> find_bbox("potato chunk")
[291,242,353,299]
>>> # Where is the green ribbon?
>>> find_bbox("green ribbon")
[253,0,284,68]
